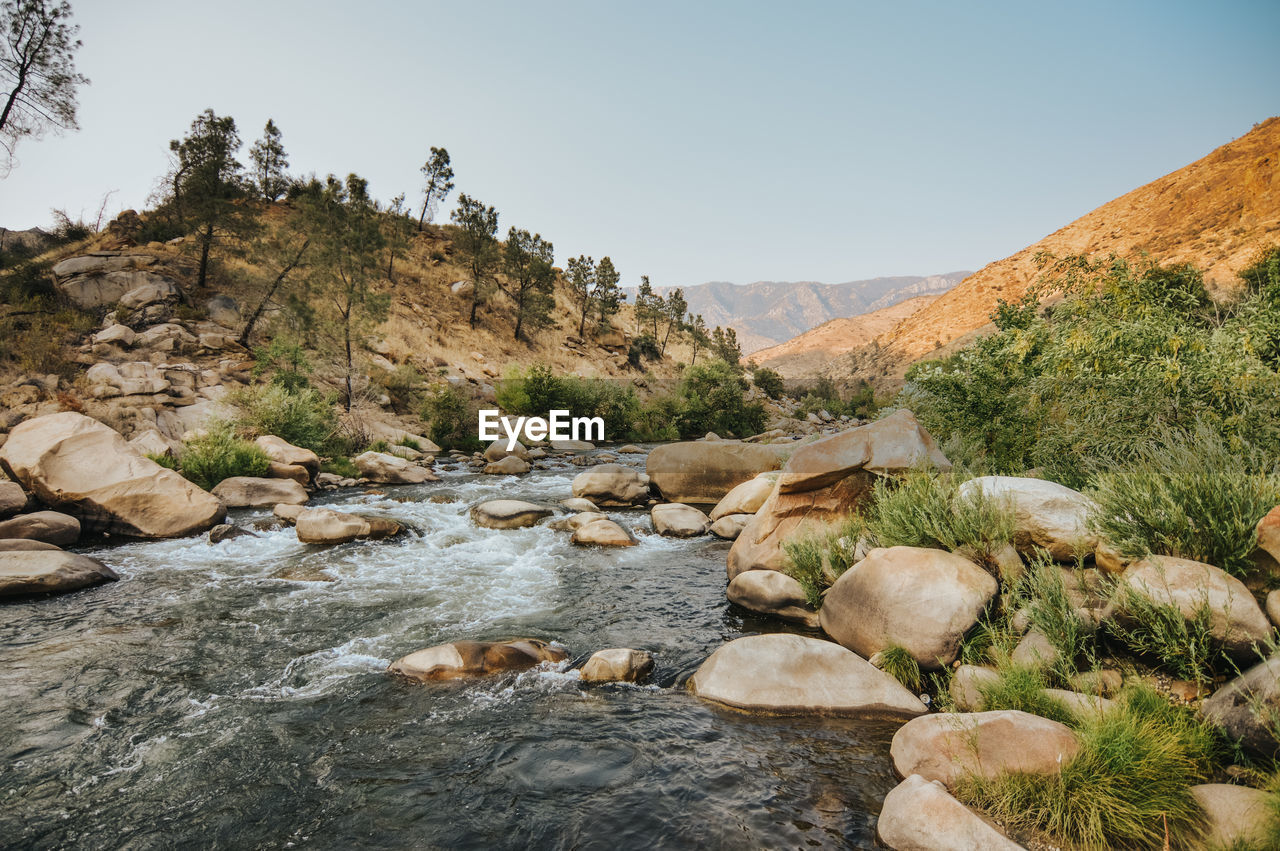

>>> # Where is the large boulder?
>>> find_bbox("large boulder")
[688,633,928,718]
[0,550,118,598]
[1109,555,1272,658]
[470,500,553,530]
[0,412,225,538]
[960,476,1097,560]
[389,638,568,682]
[709,472,777,520]
[211,476,309,508]
[877,774,1026,851]
[50,254,177,310]
[255,435,320,480]
[709,514,752,540]
[728,410,949,579]
[890,710,1080,787]
[295,507,401,545]
[483,455,530,475]
[353,451,436,484]
[570,517,637,547]
[0,481,29,517]
[650,503,710,537]
[1202,655,1280,756]
[646,441,786,505]
[571,464,651,507]
[483,439,529,462]
[820,547,998,670]
[949,665,1001,711]
[726,569,820,628]
[0,511,80,547]
[1190,783,1274,850]
[579,648,654,683]
[1256,505,1280,565]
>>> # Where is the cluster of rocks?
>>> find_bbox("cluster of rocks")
[388,638,654,685]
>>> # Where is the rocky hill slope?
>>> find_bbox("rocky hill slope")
[855,116,1280,380]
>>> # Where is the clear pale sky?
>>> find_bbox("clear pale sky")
[1,0,1277,286]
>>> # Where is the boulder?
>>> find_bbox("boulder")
[50,254,176,310]
[0,511,80,547]
[0,481,27,518]
[571,464,651,507]
[255,435,320,480]
[211,476,309,508]
[204,294,241,328]
[0,539,61,552]
[93,324,136,346]
[295,507,401,545]
[726,569,820,628]
[1109,555,1272,658]
[1010,628,1060,670]
[1043,688,1114,718]
[579,648,654,683]
[266,461,310,486]
[570,517,637,547]
[127,428,178,459]
[208,523,258,544]
[959,476,1097,560]
[1269,589,1280,629]
[727,410,948,579]
[0,550,118,598]
[547,511,606,532]
[617,444,644,454]
[273,503,304,525]
[949,665,1000,711]
[877,774,1025,851]
[709,472,777,520]
[483,439,529,462]
[710,514,752,540]
[650,503,710,537]
[353,451,436,484]
[561,497,598,513]
[820,546,998,670]
[1190,783,1273,850]
[1068,668,1124,697]
[1257,505,1280,564]
[389,638,568,682]
[0,412,225,538]
[483,455,530,475]
[470,500,553,530]
[688,634,928,718]
[646,441,786,504]
[1202,655,1280,756]
[84,361,170,398]
[550,439,594,451]
[890,710,1080,787]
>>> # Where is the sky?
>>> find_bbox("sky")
[1,0,1278,287]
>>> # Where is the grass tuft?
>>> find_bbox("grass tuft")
[863,470,1016,567]
[877,643,922,693]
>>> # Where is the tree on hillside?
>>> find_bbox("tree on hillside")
[451,194,500,328]
[237,216,310,348]
[503,227,555,341]
[593,255,622,330]
[383,191,412,281]
[567,254,595,337]
[0,0,88,172]
[167,109,256,289]
[711,325,742,366]
[248,118,290,201]
[418,146,454,231]
[296,174,390,409]
[687,312,709,365]
[660,287,686,355]
[634,275,665,339]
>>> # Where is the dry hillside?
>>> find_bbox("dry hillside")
[856,116,1280,379]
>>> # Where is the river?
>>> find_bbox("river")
[0,450,899,849]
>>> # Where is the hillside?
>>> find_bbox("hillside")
[632,272,968,353]
[855,116,1280,379]
[747,295,940,377]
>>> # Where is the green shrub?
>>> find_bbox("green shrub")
[957,683,1216,849]
[751,366,785,399]
[877,643,922,693]
[1105,584,1223,690]
[674,359,766,438]
[396,436,421,450]
[627,334,662,368]
[367,439,391,454]
[321,456,359,479]
[179,426,271,490]
[252,339,313,391]
[421,383,481,451]
[782,514,864,608]
[1089,426,1280,579]
[231,383,337,453]
[146,452,179,470]
[1006,557,1095,677]
[863,470,1015,566]
[496,364,640,440]
[975,662,1075,725]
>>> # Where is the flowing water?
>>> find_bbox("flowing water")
[0,451,900,849]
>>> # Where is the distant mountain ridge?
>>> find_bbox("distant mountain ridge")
[627,272,969,353]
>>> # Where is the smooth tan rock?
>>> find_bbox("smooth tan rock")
[266,461,310,485]
[1093,540,1130,574]
[548,511,605,532]
[571,464,650,506]
[483,439,529,462]
[0,412,225,538]
[1010,628,1060,670]
[710,514,752,540]
[1190,783,1273,849]
[390,638,568,682]
[877,774,1026,851]
[273,503,304,524]
[1257,505,1280,564]
[0,481,28,518]
[0,550,118,598]
[255,435,320,479]
[0,539,61,552]
[709,473,777,520]
[820,547,998,670]
[688,633,928,718]
[950,665,1000,711]
[646,441,787,505]
[295,507,401,545]
[483,455,530,475]
[570,517,636,547]
[650,503,710,537]
[726,569,820,628]
[0,510,80,547]
[1111,555,1271,658]
[211,476,309,508]
[727,411,948,579]
[959,476,1098,560]
[891,710,1080,787]
[579,648,654,683]
[617,444,644,454]
[354,451,436,484]
[1202,655,1280,756]
[470,500,552,529]
[1268,588,1280,629]
[127,428,178,460]
[561,497,598,513]
[1043,688,1114,718]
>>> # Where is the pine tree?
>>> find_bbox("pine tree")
[688,313,708,365]
[248,119,289,201]
[593,255,622,330]
[566,254,595,337]
[418,146,454,230]
[450,194,500,328]
[660,287,687,355]
[503,227,555,341]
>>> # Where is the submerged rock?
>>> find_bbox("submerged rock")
[470,500,553,530]
[0,550,118,598]
[579,648,654,683]
[389,638,568,682]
